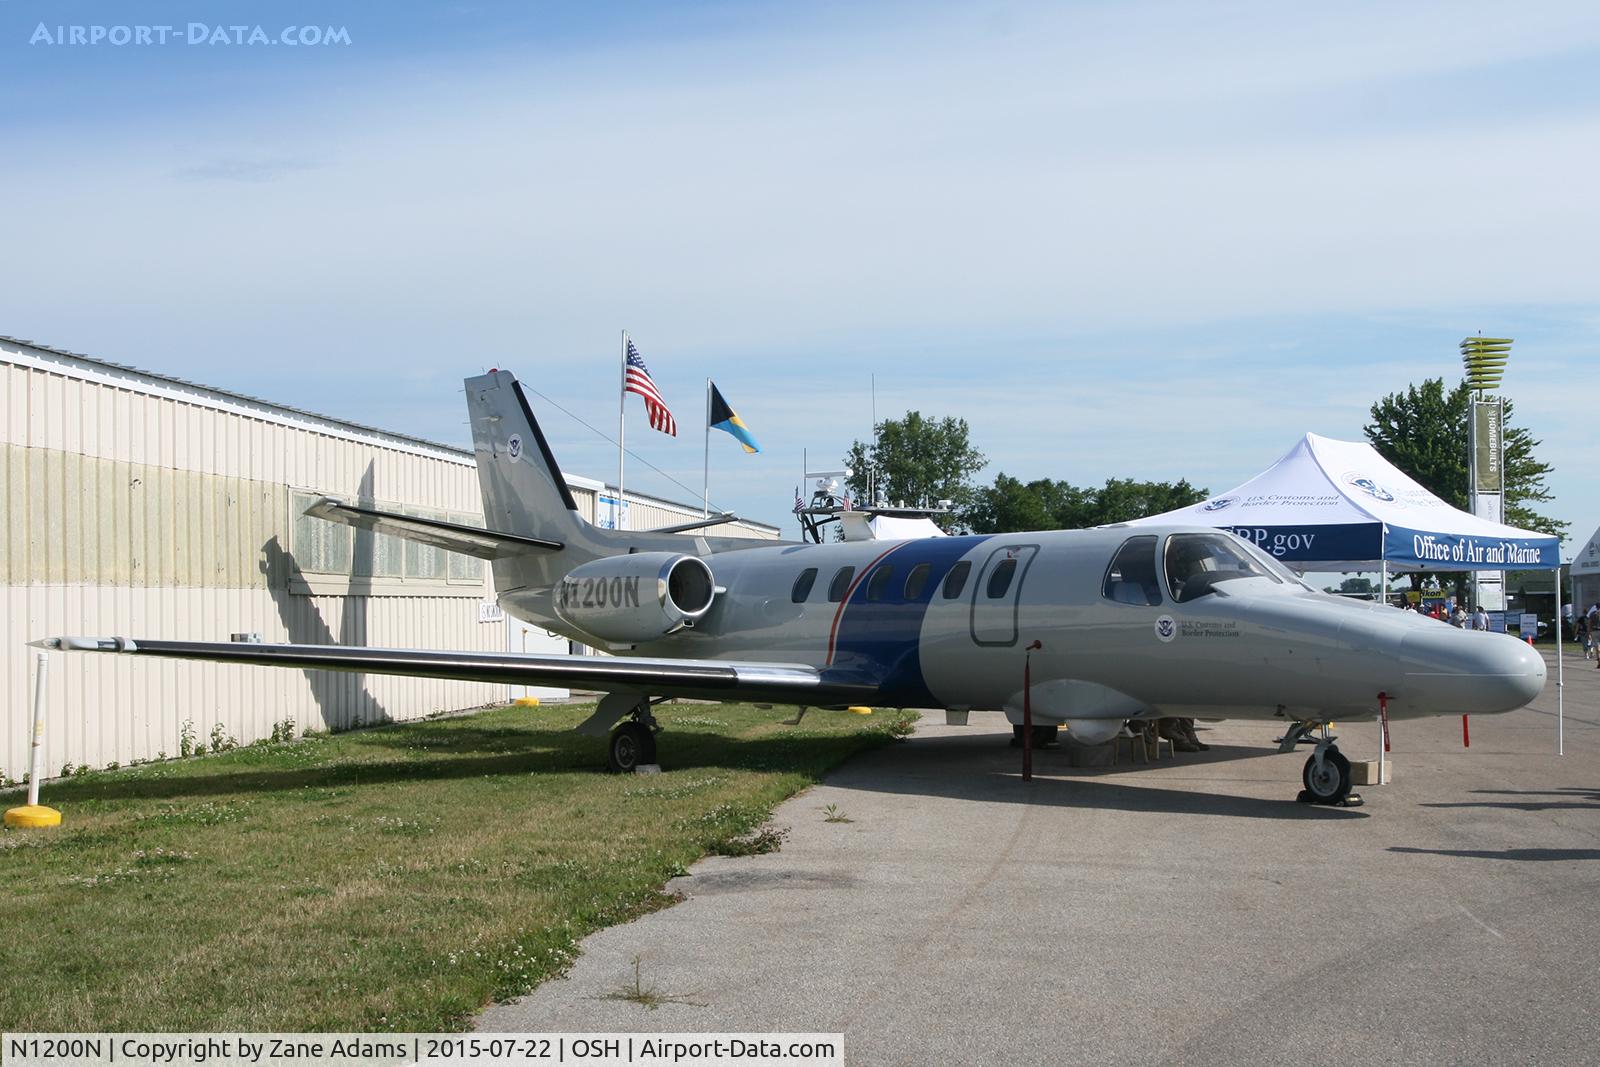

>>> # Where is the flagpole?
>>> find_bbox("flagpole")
[617,330,626,531]
[702,378,711,517]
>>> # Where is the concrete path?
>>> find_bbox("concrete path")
[480,651,1600,1065]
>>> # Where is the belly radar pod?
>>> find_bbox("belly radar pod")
[37,368,1547,799]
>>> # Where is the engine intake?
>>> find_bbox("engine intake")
[553,552,715,645]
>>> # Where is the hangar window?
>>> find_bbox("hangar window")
[827,566,856,602]
[291,492,351,574]
[866,564,895,601]
[404,509,450,580]
[792,568,818,603]
[942,561,971,599]
[1102,535,1161,606]
[986,558,1018,598]
[1164,532,1280,603]
[446,513,486,582]
[903,562,931,600]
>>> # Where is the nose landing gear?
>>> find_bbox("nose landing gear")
[1278,720,1361,806]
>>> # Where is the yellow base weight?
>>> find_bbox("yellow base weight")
[847,706,874,716]
[514,697,541,707]
[5,805,62,829]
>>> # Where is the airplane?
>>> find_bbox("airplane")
[37,369,1548,806]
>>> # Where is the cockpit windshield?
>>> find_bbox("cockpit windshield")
[1164,533,1281,603]
[1236,541,1315,591]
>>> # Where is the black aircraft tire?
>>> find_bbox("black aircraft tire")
[608,722,655,774]
[1302,747,1353,805]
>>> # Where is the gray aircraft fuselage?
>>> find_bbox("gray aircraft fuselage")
[501,526,1546,732]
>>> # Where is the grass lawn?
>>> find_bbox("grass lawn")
[0,702,910,1032]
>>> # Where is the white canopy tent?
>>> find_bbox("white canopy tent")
[1130,433,1559,573]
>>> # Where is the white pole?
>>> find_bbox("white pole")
[1379,559,1388,785]
[1557,574,1565,756]
[702,378,711,517]
[27,651,48,807]
[617,330,627,531]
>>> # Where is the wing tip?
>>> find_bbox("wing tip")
[29,636,138,653]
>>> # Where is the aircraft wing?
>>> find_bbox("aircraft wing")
[303,497,562,560]
[32,637,879,709]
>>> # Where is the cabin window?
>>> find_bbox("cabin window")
[903,562,931,600]
[942,561,972,599]
[866,564,895,601]
[1164,532,1281,603]
[827,566,856,603]
[1102,535,1162,606]
[986,558,1018,598]
[791,567,818,603]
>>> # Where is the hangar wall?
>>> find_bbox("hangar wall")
[0,336,777,781]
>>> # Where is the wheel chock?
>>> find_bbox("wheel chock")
[847,706,874,715]
[4,804,62,829]
[514,697,540,707]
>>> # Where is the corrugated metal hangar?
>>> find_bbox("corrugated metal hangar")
[1,336,777,781]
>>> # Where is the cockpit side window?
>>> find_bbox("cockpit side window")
[1102,535,1162,606]
[1164,532,1281,603]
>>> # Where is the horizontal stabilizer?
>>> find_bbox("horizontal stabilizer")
[33,637,879,709]
[304,497,562,559]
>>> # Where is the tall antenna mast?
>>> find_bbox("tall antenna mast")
[869,373,877,506]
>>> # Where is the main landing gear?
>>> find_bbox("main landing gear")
[1278,720,1360,807]
[607,703,660,774]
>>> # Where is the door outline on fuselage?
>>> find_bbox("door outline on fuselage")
[970,543,1039,646]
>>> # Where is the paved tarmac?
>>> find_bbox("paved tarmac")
[480,650,1600,1065]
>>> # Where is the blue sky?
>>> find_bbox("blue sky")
[2,1,1597,558]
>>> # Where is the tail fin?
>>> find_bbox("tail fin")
[465,370,622,590]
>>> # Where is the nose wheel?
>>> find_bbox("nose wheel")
[1301,746,1352,805]
[1278,720,1360,806]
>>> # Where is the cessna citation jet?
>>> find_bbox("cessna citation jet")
[39,370,1547,806]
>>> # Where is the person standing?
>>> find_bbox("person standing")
[1471,604,1490,631]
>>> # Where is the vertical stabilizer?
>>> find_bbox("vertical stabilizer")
[465,371,620,591]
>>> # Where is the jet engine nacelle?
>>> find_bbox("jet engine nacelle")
[554,552,715,645]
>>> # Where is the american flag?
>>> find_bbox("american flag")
[624,339,676,436]
[792,485,804,513]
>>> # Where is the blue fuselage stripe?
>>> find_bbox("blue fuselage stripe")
[823,534,993,706]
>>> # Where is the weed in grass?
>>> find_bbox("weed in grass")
[179,720,197,758]
[210,723,239,753]
[137,801,252,828]
[668,716,728,728]
[821,803,853,823]
[624,775,727,800]
[596,956,705,1011]
[684,803,790,856]
[270,718,297,743]
[878,710,919,740]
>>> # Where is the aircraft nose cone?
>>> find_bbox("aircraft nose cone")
[1398,628,1546,714]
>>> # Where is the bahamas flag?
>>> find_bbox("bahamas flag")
[708,382,760,453]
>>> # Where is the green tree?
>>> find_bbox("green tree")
[964,474,1207,533]
[1364,377,1566,538]
[845,411,986,529]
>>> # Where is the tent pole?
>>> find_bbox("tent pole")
[1556,573,1565,757]
[1379,558,1388,785]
